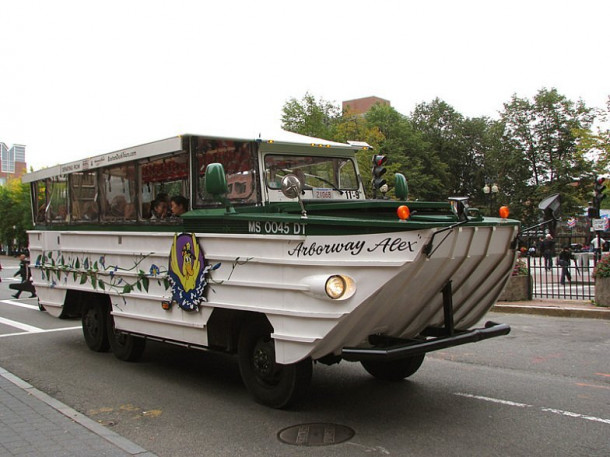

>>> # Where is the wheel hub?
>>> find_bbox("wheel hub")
[252,339,277,381]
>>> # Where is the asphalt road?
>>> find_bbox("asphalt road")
[0,256,608,457]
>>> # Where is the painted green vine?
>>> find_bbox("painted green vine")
[33,251,251,296]
[34,251,170,295]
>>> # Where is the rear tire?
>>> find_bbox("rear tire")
[82,302,110,352]
[238,319,312,408]
[361,354,425,381]
[106,310,146,362]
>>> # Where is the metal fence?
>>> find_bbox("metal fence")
[526,252,596,300]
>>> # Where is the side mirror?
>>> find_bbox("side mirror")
[280,174,303,199]
[280,174,307,219]
[205,163,228,196]
[204,163,234,213]
[395,173,408,200]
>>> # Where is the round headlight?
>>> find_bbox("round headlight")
[325,275,347,299]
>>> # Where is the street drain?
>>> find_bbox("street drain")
[277,423,355,446]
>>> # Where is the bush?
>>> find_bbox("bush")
[512,258,529,276]
[593,254,610,279]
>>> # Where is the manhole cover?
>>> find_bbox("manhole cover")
[277,423,355,446]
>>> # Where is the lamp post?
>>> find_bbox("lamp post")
[482,182,499,215]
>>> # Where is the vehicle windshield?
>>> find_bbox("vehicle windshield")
[264,154,359,191]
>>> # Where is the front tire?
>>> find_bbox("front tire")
[106,310,146,362]
[361,354,425,381]
[82,302,110,352]
[238,319,312,408]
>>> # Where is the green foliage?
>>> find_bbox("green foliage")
[574,98,610,209]
[280,88,609,223]
[500,88,597,222]
[593,254,610,278]
[365,104,447,200]
[281,92,341,139]
[0,180,33,251]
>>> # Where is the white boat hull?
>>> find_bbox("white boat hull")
[29,223,517,364]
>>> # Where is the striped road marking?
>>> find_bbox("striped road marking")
[2,299,39,311]
[0,299,80,337]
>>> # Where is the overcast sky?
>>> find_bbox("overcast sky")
[1,0,608,171]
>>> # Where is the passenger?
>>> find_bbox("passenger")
[156,192,171,217]
[150,198,168,220]
[170,195,189,217]
[109,196,127,218]
[124,202,136,219]
[82,201,98,221]
[55,205,68,221]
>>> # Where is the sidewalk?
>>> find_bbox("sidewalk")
[0,367,157,457]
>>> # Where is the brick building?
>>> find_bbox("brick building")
[342,96,391,115]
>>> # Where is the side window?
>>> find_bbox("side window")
[338,160,358,189]
[193,138,257,207]
[70,171,98,222]
[47,177,68,223]
[140,152,189,220]
[100,164,137,221]
[33,180,49,224]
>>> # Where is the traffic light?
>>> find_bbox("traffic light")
[371,154,387,198]
[594,176,606,209]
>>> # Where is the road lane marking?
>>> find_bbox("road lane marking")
[0,316,43,332]
[455,393,531,408]
[455,392,610,425]
[0,326,81,338]
[1,299,39,310]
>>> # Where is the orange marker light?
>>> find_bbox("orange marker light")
[397,205,410,220]
[499,206,510,218]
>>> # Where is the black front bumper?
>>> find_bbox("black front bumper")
[341,321,510,362]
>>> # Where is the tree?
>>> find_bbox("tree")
[500,88,596,220]
[574,97,610,209]
[365,104,447,200]
[410,99,462,195]
[0,180,32,253]
[409,99,508,209]
[281,92,341,139]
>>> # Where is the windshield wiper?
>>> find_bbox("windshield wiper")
[304,173,344,194]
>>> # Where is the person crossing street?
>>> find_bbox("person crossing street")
[10,254,36,299]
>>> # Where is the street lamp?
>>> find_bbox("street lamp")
[482,182,499,215]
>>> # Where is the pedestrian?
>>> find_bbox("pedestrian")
[591,236,605,260]
[10,254,36,299]
[541,234,555,270]
[558,246,573,285]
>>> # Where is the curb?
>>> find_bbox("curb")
[492,303,610,320]
[0,366,158,457]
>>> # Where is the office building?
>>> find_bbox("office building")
[0,142,27,185]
